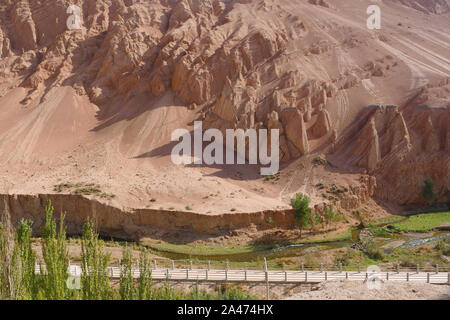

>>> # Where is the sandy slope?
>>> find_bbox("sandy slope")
[0,0,448,216]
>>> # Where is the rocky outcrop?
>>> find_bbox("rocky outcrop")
[280,107,310,156]
[11,1,37,51]
[0,0,350,163]
[335,105,411,172]
[0,0,448,212]
[334,79,450,205]
[0,193,296,239]
[310,107,332,138]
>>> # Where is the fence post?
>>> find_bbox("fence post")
[358,264,361,273]
[339,263,342,273]
[190,260,193,270]
[406,272,409,282]
[245,269,247,281]
[285,270,288,282]
[427,272,430,283]
[263,257,269,300]
[226,260,229,271]
[448,273,450,284]
[416,264,419,274]
[386,272,389,281]
[397,263,400,274]
[325,272,328,281]
[305,271,308,282]
[172,260,175,270]
[110,267,114,278]
[208,261,211,270]
[301,263,304,272]
[320,264,323,273]
[186,269,189,280]
[206,269,208,281]
[346,272,348,280]
[436,264,439,274]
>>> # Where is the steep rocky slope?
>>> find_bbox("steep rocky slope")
[0,0,448,225]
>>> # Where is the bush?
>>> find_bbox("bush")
[421,178,435,204]
[400,258,417,268]
[435,241,450,256]
[361,237,385,261]
[323,206,345,229]
[334,249,360,266]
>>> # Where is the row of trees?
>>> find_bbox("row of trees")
[290,193,344,236]
[0,201,254,300]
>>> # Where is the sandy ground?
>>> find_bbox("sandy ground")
[129,279,450,300]
[285,280,450,300]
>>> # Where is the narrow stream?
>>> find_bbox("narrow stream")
[148,230,450,263]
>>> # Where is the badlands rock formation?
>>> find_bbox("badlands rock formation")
[0,0,448,236]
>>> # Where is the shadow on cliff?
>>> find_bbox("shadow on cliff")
[90,91,187,132]
[134,129,290,182]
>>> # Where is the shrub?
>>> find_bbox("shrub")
[421,178,435,205]
[311,212,324,231]
[334,249,360,266]
[323,206,344,229]
[360,237,385,261]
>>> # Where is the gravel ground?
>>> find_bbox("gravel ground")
[285,280,450,300]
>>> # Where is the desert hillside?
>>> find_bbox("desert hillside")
[0,0,448,221]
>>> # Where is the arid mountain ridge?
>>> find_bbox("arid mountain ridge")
[0,0,449,222]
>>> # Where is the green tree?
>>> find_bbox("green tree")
[290,193,312,237]
[0,205,22,300]
[16,219,36,299]
[421,178,435,205]
[40,201,70,300]
[311,212,323,232]
[137,248,153,300]
[80,218,111,300]
[324,207,336,230]
[119,246,135,300]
